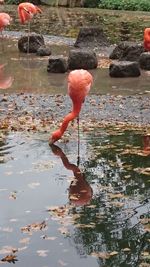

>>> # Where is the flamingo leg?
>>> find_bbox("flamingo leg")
[27,21,31,54]
[0,31,4,51]
[77,115,80,166]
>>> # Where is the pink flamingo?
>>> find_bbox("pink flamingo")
[49,69,93,144]
[0,13,12,38]
[18,2,42,53]
[144,28,150,51]
[18,2,42,24]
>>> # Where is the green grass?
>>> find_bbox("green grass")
[99,0,150,11]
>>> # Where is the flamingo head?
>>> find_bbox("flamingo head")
[49,129,62,145]
[68,69,93,102]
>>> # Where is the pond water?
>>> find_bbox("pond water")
[1,37,150,95]
[0,127,150,266]
[0,33,150,267]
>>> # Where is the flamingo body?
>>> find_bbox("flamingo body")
[0,64,13,89]
[144,28,150,51]
[49,69,93,144]
[18,2,42,24]
[0,13,12,32]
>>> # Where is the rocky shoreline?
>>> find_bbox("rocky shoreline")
[0,93,150,134]
[0,30,150,134]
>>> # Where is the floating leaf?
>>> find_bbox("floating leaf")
[1,254,18,263]
[28,182,40,189]
[19,237,30,244]
[37,250,49,257]
[58,259,68,266]
[111,201,124,207]
[109,251,118,256]
[21,221,47,233]
[123,248,131,252]
[0,246,18,255]
[41,235,57,241]
[91,251,110,259]
[134,167,150,175]
[0,227,13,233]
[108,193,125,199]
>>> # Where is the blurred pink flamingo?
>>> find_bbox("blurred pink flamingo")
[0,64,13,89]
[0,13,12,39]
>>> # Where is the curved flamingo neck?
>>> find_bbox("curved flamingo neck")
[51,144,82,178]
[59,101,82,137]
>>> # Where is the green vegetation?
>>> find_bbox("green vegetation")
[4,0,150,11]
[84,0,150,11]
[84,0,100,8]
[99,0,150,11]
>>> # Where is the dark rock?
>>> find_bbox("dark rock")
[68,50,98,70]
[109,61,141,78]
[18,33,45,53]
[36,45,51,56]
[109,41,144,61]
[47,56,68,73]
[74,26,109,48]
[139,52,150,70]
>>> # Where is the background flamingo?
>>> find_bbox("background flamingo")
[18,2,42,53]
[18,2,42,24]
[0,13,12,39]
[49,69,93,144]
[144,28,150,51]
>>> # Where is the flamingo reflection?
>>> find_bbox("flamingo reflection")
[143,135,150,155]
[51,144,93,206]
[0,64,13,89]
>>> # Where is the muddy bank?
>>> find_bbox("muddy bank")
[1,5,150,43]
[0,94,150,134]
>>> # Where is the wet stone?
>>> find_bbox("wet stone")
[109,61,141,77]
[139,52,150,70]
[109,41,144,61]
[18,33,45,53]
[68,49,98,70]
[47,56,68,73]
[74,26,110,48]
[36,45,51,56]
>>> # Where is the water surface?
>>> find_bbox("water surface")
[0,128,150,266]
[1,38,150,95]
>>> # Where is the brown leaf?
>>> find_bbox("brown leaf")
[1,254,18,263]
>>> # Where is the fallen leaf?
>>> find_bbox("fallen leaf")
[1,254,18,263]
[109,251,118,256]
[37,250,49,257]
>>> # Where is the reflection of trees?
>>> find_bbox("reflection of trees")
[0,133,9,163]
[84,130,150,196]
[68,129,150,266]
[71,203,149,266]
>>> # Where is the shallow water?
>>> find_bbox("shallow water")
[0,30,150,267]
[0,127,150,266]
[1,37,150,95]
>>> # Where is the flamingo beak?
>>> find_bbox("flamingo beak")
[49,138,54,146]
[23,7,30,14]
